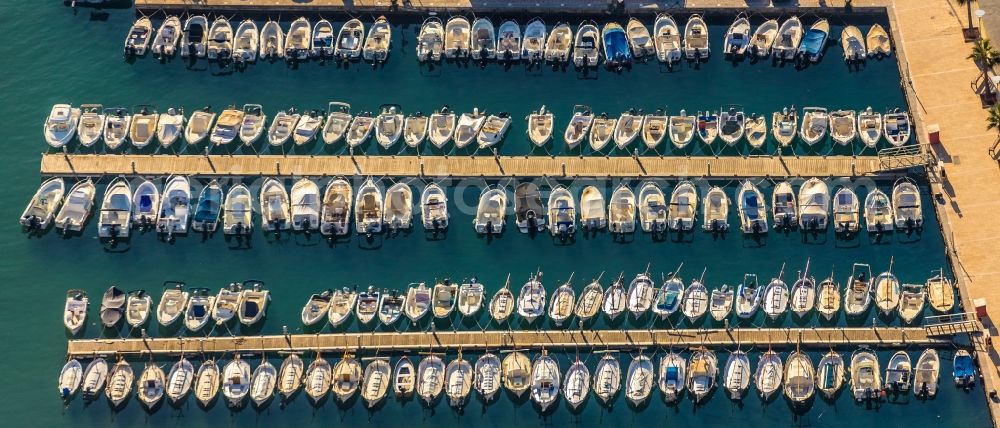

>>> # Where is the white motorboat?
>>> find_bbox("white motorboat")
[865,188,894,232]
[222,355,252,407]
[63,290,88,335]
[327,287,358,328]
[641,109,668,149]
[290,178,320,231]
[97,177,132,239]
[445,355,473,408]
[772,107,798,147]
[320,178,352,236]
[417,355,446,404]
[222,184,252,235]
[54,179,96,233]
[816,351,845,398]
[914,349,939,397]
[77,104,105,147]
[547,185,576,237]
[638,181,667,233]
[594,353,621,403]
[544,23,572,62]
[184,108,216,145]
[124,17,154,57]
[798,177,829,230]
[285,17,311,60]
[830,109,857,145]
[608,184,636,233]
[301,290,332,326]
[844,263,874,316]
[589,113,616,151]
[755,350,784,400]
[893,177,922,230]
[428,107,456,148]
[102,107,132,150]
[355,178,383,234]
[154,176,190,236]
[709,284,734,321]
[723,14,751,57]
[625,354,654,406]
[356,286,382,324]
[579,185,607,230]
[850,349,881,401]
[517,272,546,323]
[842,25,867,61]
[613,109,642,149]
[800,107,829,145]
[457,279,485,317]
[477,112,511,148]
[563,105,594,148]
[20,177,65,230]
[43,104,80,148]
[233,20,259,63]
[702,186,729,232]
[346,112,375,147]
[723,350,751,400]
[383,182,413,230]
[259,20,284,59]
[209,107,244,146]
[570,21,599,67]
[687,348,718,403]
[470,18,496,61]
[867,24,891,57]
[523,18,546,62]
[124,289,151,327]
[719,105,745,145]
[833,186,860,233]
[321,102,352,145]
[393,356,415,398]
[194,359,221,406]
[668,181,697,231]
[157,281,188,327]
[375,104,404,148]
[530,351,561,411]
[626,18,654,57]
[152,16,182,57]
[236,104,265,145]
[696,111,719,145]
[58,359,83,399]
[771,16,803,60]
[311,19,336,57]
[444,16,471,59]
[403,283,432,323]
[735,273,761,318]
[927,270,955,314]
[653,14,682,63]
[404,112,429,148]
[260,178,290,232]
[525,106,554,147]
[669,110,696,149]
[454,108,486,149]
[898,282,926,324]
[180,15,209,58]
[361,358,391,408]
[238,281,270,326]
[497,20,521,62]
[420,182,449,230]
[784,351,816,405]
[683,15,710,59]
[417,17,444,62]
[474,186,507,234]
[128,105,158,148]
[737,180,767,234]
[156,107,184,148]
[749,19,779,57]
[206,17,233,60]
[184,288,214,332]
[293,109,324,145]
[857,106,882,147]
[166,357,195,404]
[659,352,685,403]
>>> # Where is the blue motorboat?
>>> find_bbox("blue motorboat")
[797,19,830,62]
[602,22,632,68]
[192,180,223,233]
[953,350,976,387]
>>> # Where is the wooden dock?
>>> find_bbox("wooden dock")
[41,154,912,179]
[67,327,947,357]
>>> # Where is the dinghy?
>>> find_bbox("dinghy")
[589,113,616,151]
[545,23,572,62]
[44,104,80,148]
[842,25,866,61]
[259,20,285,59]
[613,109,641,149]
[893,178,922,230]
[454,108,486,149]
[57,359,81,399]
[332,355,362,402]
[683,15,710,59]
[428,107,456,148]
[223,355,252,407]
[404,112,429,148]
[527,106,554,147]
[593,353,621,403]
[184,108,215,145]
[103,107,132,150]
[687,348,718,403]
[404,283,432,323]
[784,351,816,405]
[669,110,696,149]
[157,282,188,327]
[194,359,221,406]
[816,351,845,399]
[285,18,311,60]
[346,112,375,147]
[738,181,767,234]
[771,17,803,60]
[233,20,258,63]
[830,110,857,145]
[417,354,446,404]
[165,357,194,403]
[238,104,266,145]
[709,284,734,321]
[478,112,512,148]
[277,354,303,401]
[489,275,515,323]
[432,280,458,319]
[798,19,830,62]
[238,281,270,326]
[627,270,656,318]
[517,272,546,323]
[305,356,332,402]
[547,186,576,237]
[124,17,153,57]
[81,358,108,399]
[445,355,473,408]
[416,17,444,62]
[602,22,632,68]
[156,107,184,148]
[668,181,697,231]
[100,285,126,327]
[817,276,841,321]
[375,105,404,148]
[21,177,65,230]
[562,357,590,409]
[574,276,604,321]
[874,267,901,316]
[361,358,391,408]
[800,107,829,145]
[579,186,607,230]
[63,290,88,335]
[531,351,561,411]
[335,19,364,60]
[857,107,882,147]
[548,276,576,326]
[470,18,496,61]
[106,360,134,408]
[833,186,860,233]
[523,18,546,62]
[659,352,686,403]
[735,273,761,318]
[638,181,667,233]
[420,182,449,230]
[696,111,719,145]
[719,105,745,145]
[356,286,382,324]
[355,178,383,234]
[608,184,636,233]
[184,288,214,332]
[626,18,654,58]
[290,178,320,231]
[927,271,955,313]
[723,14,751,57]
[756,350,783,400]
[844,263,873,316]
[444,17,471,59]
[77,104,105,147]
[866,24,891,57]
[191,180,222,233]
[682,273,709,322]
[723,350,751,400]
[318,179,351,236]
[798,178,829,230]
[771,107,798,147]
[641,109,668,149]
[457,279,485,317]
[749,19,779,57]
[573,21,600,67]
[152,16,182,57]
[327,287,358,328]
[222,184,252,235]
[865,188,894,232]
[850,349,881,401]
[883,108,911,146]
[363,16,391,62]
[474,186,507,234]
[181,15,209,58]
[125,290,151,327]
[259,178,290,232]
[602,274,627,320]
[914,349,939,397]
[762,266,789,320]
[898,283,926,324]
[206,18,233,60]
[209,107,243,146]
[653,14,682,63]
[393,356,415,397]
[745,114,767,149]
[625,354,654,406]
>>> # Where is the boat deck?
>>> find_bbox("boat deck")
[67,327,947,357]
[40,154,912,178]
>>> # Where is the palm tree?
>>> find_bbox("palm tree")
[987,104,1000,131]
[968,38,999,74]
[956,0,976,33]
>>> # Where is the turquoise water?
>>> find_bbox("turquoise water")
[0,4,989,428]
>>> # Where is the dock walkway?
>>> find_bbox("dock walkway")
[67,327,947,357]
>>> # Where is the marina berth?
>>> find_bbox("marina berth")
[477,112,512,148]
[156,107,184,148]
[771,17,803,60]
[417,354,445,404]
[800,107,829,146]
[206,18,233,60]
[696,111,719,145]
[866,24,891,57]
[285,18,311,60]
[589,112,616,151]
[454,108,486,149]
[914,349,939,397]
[548,275,576,326]
[277,354,304,401]
[474,186,506,234]
[124,17,153,57]
[152,16,181,57]
[432,280,458,319]
[157,282,188,327]
[191,180,222,233]
[502,351,531,398]
[181,15,209,59]
[638,181,667,233]
[683,14,710,60]
[290,178,321,231]
[335,19,364,60]
[383,182,413,230]
[209,107,244,146]
[744,114,767,149]
[735,273,761,319]
[355,178,383,234]
[428,107,456,148]
[882,108,911,146]
[723,14,751,57]
[659,352,685,403]
[602,22,632,69]
[470,18,497,61]
[798,19,830,63]
[829,109,857,145]
[55,179,96,233]
[445,354,473,408]
[124,289,151,328]
[687,348,718,403]
[44,104,80,148]
[723,350,751,400]
[106,360,134,408]
[625,18,654,58]
[927,271,955,313]
[669,110,696,149]
[488,277,515,323]
[457,279,485,317]
[77,104,105,147]
[755,349,783,400]
[850,349,881,402]
[857,106,883,147]
[305,356,332,402]
[579,185,607,230]
[404,112,429,148]
[238,104,266,145]
[563,357,590,409]
[523,18,547,62]
[250,358,277,407]
[544,23,573,63]
[771,107,798,147]
[332,355,362,402]
[530,351,561,411]
[259,20,285,59]
[327,287,358,328]
[841,25,866,61]
[737,180,767,234]
[797,177,829,230]
[320,178,352,235]
[547,185,576,237]
[816,351,845,399]
[63,290,88,335]
[641,109,668,149]
[363,16,392,63]
[653,14,682,63]
[392,356,415,398]
[138,362,166,409]
[573,21,600,67]
[719,105,745,146]
[184,288,214,332]
[444,17,471,59]
[608,184,636,234]
[784,351,816,405]
[527,106,554,147]
[892,177,923,229]
[194,359,221,406]
[184,107,216,145]
[844,263,874,317]
[361,358,391,408]
[222,184,252,235]
[602,274,627,320]
[21,177,65,230]
[668,181,697,231]
[81,357,108,399]
[103,107,132,150]
[709,284,734,321]
[517,272,546,323]
[574,275,604,321]
[233,20,259,63]
[223,355,252,408]
[864,188,894,232]
[625,354,654,406]
[816,276,841,320]
[293,109,324,145]
[259,178,290,232]
[749,19,779,57]
[420,182,449,230]
[416,17,444,62]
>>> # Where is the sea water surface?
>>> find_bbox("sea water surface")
[0,3,990,428]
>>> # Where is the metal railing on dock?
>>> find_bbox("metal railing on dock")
[66,327,952,357]
[924,312,982,337]
[878,143,935,171]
